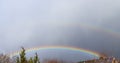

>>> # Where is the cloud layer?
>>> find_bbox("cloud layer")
[0,0,120,58]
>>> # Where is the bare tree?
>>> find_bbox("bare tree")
[0,54,15,63]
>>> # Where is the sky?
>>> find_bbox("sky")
[0,0,120,59]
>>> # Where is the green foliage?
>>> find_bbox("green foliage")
[29,57,33,63]
[33,53,40,63]
[20,47,27,63]
[16,57,20,63]
[16,47,40,63]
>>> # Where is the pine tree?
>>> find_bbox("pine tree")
[29,57,34,63]
[33,53,40,63]
[20,47,27,63]
[16,57,20,63]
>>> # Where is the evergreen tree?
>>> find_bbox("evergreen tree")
[33,53,40,63]
[29,57,34,63]
[20,47,27,63]
[16,57,20,63]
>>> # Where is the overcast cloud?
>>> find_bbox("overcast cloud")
[0,0,120,58]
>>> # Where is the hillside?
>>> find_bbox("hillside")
[78,57,120,63]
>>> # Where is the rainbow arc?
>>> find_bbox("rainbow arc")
[9,46,103,58]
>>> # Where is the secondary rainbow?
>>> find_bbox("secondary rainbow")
[62,22,120,38]
[9,46,103,58]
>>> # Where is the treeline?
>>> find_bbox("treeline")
[16,47,40,63]
[0,47,73,63]
[0,47,40,63]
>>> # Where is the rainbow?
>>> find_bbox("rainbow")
[35,21,120,38]
[9,46,103,58]
[60,22,120,38]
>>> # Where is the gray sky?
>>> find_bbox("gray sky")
[0,0,120,59]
